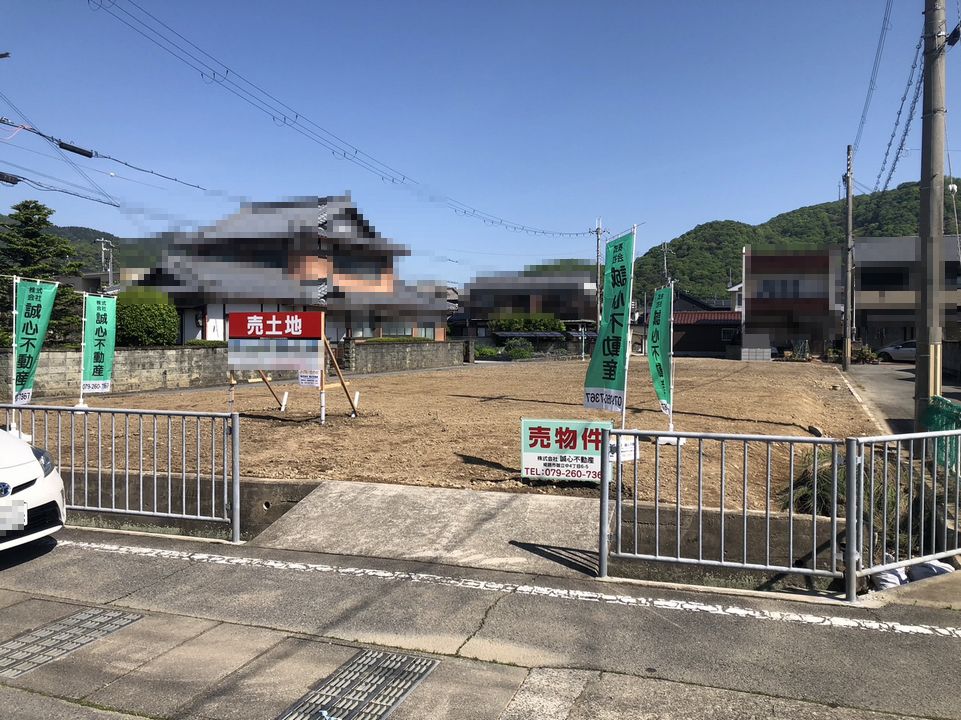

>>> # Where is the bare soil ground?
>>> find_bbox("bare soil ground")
[59,358,878,507]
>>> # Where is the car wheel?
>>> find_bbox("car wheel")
[879,352,892,362]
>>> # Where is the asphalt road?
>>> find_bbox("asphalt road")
[846,362,961,433]
[0,527,957,719]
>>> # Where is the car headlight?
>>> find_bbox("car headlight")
[31,447,55,477]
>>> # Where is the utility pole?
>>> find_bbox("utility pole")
[595,218,602,330]
[915,0,947,429]
[662,240,670,282]
[843,145,854,372]
[98,238,114,287]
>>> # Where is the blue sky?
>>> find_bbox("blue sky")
[2,1,959,285]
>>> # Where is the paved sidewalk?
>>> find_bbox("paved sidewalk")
[1,529,959,719]
[251,480,600,577]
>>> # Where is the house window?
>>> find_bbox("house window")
[416,323,436,340]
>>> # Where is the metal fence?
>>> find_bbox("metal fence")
[2,404,241,542]
[852,429,961,585]
[598,427,961,601]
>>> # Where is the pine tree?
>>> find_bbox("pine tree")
[0,200,82,278]
[0,200,84,344]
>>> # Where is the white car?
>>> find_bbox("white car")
[877,340,917,363]
[0,430,66,552]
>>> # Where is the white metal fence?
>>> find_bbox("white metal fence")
[598,428,961,601]
[2,404,241,542]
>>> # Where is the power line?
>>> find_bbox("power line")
[86,0,594,238]
[0,89,116,206]
[881,67,924,192]
[0,170,121,207]
[875,32,924,191]
[854,0,894,154]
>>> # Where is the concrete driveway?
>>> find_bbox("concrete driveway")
[845,362,961,433]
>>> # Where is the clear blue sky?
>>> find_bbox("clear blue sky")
[2,1,959,285]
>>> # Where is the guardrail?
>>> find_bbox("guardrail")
[598,427,960,601]
[2,404,241,542]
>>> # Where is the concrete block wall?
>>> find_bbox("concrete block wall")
[0,348,273,402]
[343,340,470,374]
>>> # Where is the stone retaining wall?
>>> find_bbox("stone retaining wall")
[0,340,473,401]
[0,347,263,401]
[341,339,472,374]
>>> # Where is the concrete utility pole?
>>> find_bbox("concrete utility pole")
[843,145,854,371]
[595,218,602,329]
[98,238,114,287]
[915,0,947,429]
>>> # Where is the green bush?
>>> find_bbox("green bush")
[504,337,534,360]
[778,450,847,516]
[489,313,565,333]
[185,339,227,348]
[363,335,434,343]
[853,345,877,363]
[475,345,502,359]
[116,287,179,347]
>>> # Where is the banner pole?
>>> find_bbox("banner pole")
[10,276,17,410]
[78,293,88,406]
[668,279,675,432]
[620,225,637,429]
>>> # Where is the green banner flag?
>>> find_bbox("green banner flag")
[584,229,635,412]
[13,278,58,405]
[647,284,673,416]
[82,294,117,394]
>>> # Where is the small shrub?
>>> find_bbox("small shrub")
[853,345,877,364]
[116,287,179,347]
[824,348,840,363]
[363,336,433,343]
[778,450,847,516]
[475,345,501,359]
[489,313,565,333]
[504,337,534,360]
[186,339,228,348]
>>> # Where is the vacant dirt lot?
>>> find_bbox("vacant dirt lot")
[63,358,879,506]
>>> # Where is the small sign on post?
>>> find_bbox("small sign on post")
[521,418,612,483]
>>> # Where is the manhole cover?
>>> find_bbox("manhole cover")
[277,649,438,720]
[0,607,141,678]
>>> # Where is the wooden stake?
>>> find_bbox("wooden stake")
[323,336,359,417]
[227,370,237,413]
[257,370,284,410]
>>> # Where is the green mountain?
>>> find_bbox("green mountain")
[0,212,165,275]
[633,180,961,302]
[46,225,165,274]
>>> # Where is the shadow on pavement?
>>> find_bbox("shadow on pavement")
[0,536,58,572]
[509,540,598,577]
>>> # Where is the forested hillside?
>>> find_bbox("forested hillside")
[0,213,164,275]
[633,181,960,302]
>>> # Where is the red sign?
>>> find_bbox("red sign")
[228,312,324,340]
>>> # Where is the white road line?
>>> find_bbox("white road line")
[57,539,961,640]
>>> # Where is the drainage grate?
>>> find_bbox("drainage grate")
[0,607,141,678]
[277,649,438,720]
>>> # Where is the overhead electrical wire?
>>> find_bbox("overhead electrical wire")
[1,170,121,207]
[881,68,923,192]
[854,0,894,155]
[875,32,924,192]
[0,89,116,206]
[86,0,594,238]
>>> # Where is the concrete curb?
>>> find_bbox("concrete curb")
[834,366,891,435]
